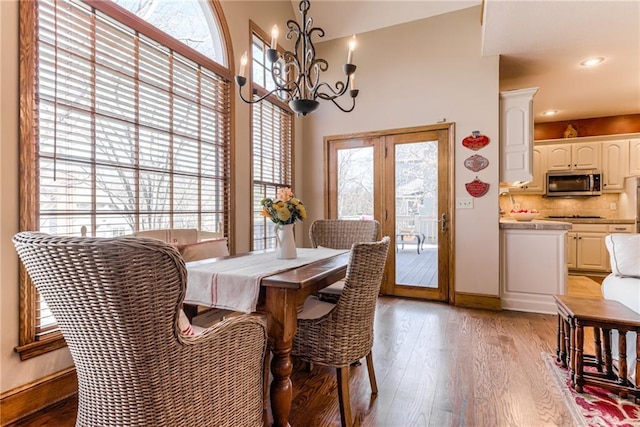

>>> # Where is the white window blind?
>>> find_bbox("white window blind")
[21,0,231,352]
[250,32,293,250]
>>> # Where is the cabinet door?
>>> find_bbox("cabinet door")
[567,232,577,269]
[602,140,628,191]
[630,139,640,176]
[511,145,546,193]
[547,144,572,171]
[572,143,600,170]
[499,88,538,183]
[576,232,608,271]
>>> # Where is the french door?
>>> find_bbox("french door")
[326,124,454,302]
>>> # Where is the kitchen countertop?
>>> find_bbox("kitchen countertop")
[499,218,573,230]
[542,218,635,225]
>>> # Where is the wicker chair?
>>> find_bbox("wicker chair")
[13,232,267,427]
[293,237,390,427]
[309,219,380,303]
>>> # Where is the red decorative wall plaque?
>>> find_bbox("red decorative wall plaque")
[463,154,489,172]
[462,131,490,150]
[465,177,490,197]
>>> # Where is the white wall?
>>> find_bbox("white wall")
[0,0,297,395]
[302,6,501,297]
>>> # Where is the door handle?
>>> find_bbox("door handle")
[439,213,447,234]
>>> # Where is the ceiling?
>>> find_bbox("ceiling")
[295,0,640,123]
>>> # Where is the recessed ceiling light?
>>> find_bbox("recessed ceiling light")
[580,57,605,67]
[542,110,558,116]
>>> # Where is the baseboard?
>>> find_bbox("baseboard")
[454,292,501,311]
[500,295,557,315]
[0,367,77,425]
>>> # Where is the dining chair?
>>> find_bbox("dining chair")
[13,232,267,427]
[309,219,380,303]
[292,237,391,427]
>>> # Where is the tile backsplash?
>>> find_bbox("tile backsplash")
[499,193,622,219]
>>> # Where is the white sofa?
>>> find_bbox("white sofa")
[601,233,640,382]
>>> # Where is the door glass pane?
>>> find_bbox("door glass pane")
[395,141,438,288]
[337,147,374,219]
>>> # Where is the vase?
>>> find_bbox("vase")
[274,223,297,259]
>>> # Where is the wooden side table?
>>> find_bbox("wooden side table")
[554,295,640,400]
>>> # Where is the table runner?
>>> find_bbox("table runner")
[184,248,349,312]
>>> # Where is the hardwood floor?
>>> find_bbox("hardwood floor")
[11,297,579,427]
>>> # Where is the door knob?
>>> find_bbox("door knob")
[439,213,447,234]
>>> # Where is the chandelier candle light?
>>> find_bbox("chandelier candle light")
[235,0,359,116]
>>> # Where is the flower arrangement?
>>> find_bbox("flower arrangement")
[261,187,307,225]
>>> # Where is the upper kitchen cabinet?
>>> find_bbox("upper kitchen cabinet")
[546,142,600,171]
[546,144,571,171]
[500,87,538,184]
[629,139,640,176]
[601,140,628,191]
[510,145,546,194]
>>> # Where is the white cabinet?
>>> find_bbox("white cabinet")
[608,224,636,233]
[511,145,546,194]
[500,87,538,184]
[576,232,608,271]
[567,232,577,269]
[601,140,628,192]
[500,227,568,314]
[547,144,572,171]
[567,223,634,273]
[629,139,640,176]
[567,227,608,272]
[573,143,601,170]
[547,143,600,171]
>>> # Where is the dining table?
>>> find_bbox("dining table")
[184,248,350,427]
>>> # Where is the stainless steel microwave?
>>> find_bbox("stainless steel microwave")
[545,172,602,197]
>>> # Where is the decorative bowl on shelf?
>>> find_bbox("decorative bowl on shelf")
[510,209,539,222]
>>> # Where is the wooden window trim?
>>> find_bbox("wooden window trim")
[16,0,234,360]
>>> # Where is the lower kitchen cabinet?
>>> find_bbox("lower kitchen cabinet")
[500,225,570,314]
[567,232,577,269]
[567,223,635,273]
[567,231,608,271]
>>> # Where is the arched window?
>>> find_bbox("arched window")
[113,0,227,65]
[17,0,232,359]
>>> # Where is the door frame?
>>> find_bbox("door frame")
[324,123,455,304]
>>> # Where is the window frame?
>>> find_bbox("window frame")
[249,22,295,251]
[17,0,235,360]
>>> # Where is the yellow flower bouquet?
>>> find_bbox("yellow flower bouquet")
[261,187,307,225]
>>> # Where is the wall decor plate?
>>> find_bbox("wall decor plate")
[464,154,489,172]
[465,177,490,197]
[462,131,490,150]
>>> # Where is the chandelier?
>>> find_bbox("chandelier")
[235,0,358,116]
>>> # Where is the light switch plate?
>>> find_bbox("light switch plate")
[456,198,473,209]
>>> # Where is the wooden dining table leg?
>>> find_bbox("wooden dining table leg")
[265,286,300,427]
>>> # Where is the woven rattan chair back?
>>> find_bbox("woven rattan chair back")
[13,232,267,427]
[309,219,380,249]
[293,236,390,366]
